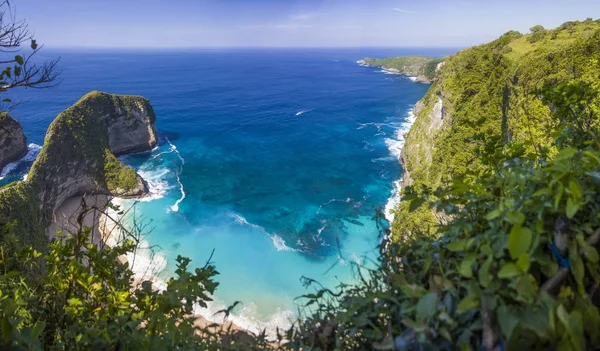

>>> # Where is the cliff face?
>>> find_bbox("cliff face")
[0,113,27,170]
[392,19,600,238]
[0,91,158,249]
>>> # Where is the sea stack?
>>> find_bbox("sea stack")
[0,91,158,249]
[0,113,27,170]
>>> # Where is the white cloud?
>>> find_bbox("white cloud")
[237,23,311,31]
[393,8,412,13]
[290,13,318,21]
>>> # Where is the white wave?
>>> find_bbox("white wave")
[166,138,186,212]
[193,300,295,339]
[150,143,176,160]
[316,197,353,215]
[384,107,417,223]
[230,213,298,252]
[0,143,41,180]
[408,76,418,82]
[271,234,297,252]
[295,109,311,116]
[384,180,402,223]
[137,168,172,202]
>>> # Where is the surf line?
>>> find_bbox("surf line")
[166,138,186,212]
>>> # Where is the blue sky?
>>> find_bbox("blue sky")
[16,0,600,48]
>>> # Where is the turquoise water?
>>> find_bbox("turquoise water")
[1,48,454,332]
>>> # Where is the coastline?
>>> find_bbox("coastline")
[356,59,431,84]
[49,194,252,337]
[383,107,417,224]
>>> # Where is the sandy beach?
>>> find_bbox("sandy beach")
[48,194,252,338]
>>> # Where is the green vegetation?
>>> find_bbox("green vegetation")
[394,19,600,239]
[361,56,445,82]
[3,18,600,351]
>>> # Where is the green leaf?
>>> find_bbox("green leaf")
[485,209,502,220]
[583,245,599,264]
[446,240,466,252]
[505,211,525,225]
[456,295,479,314]
[508,225,532,259]
[459,256,475,278]
[568,311,584,351]
[569,180,583,200]
[555,147,577,161]
[516,253,531,273]
[533,188,552,197]
[566,197,580,219]
[14,55,23,65]
[478,258,493,287]
[557,305,569,327]
[415,292,438,322]
[497,305,519,340]
[32,321,46,338]
[498,262,521,278]
[67,298,82,306]
[1,318,12,339]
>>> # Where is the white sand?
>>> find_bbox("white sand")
[48,194,252,337]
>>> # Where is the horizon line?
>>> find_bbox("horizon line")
[41,45,466,50]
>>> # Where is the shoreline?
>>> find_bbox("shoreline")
[49,193,252,337]
[356,59,431,84]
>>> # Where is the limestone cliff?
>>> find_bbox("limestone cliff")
[0,113,27,170]
[392,20,600,238]
[0,91,158,250]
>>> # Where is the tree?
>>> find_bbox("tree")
[530,25,546,33]
[0,1,59,107]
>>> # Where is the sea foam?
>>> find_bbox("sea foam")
[384,107,417,223]
[0,143,42,180]
[229,213,298,252]
[166,138,186,212]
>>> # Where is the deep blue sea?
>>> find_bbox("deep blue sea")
[1,47,455,332]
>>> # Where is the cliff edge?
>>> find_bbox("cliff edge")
[0,91,158,250]
[0,113,27,170]
[391,19,600,238]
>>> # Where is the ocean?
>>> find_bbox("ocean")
[1,47,455,333]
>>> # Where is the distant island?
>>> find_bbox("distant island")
[357,56,446,83]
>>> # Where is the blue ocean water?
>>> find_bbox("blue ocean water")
[1,47,455,331]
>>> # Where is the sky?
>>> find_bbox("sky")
[14,0,600,48]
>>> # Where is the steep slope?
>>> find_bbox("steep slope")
[392,19,600,238]
[0,113,27,170]
[0,91,157,251]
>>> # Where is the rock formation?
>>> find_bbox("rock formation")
[0,113,27,170]
[0,91,158,250]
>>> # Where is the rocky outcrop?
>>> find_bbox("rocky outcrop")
[358,56,446,84]
[400,92,447,189]
[0,91,158,249]
[0,113,27,170]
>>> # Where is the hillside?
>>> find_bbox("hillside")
[359,56,445,83]
[392,18,600,237]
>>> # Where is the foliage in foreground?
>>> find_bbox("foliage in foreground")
[286,80,600,351]
[1,80,600,351]
[0,222,273,350]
